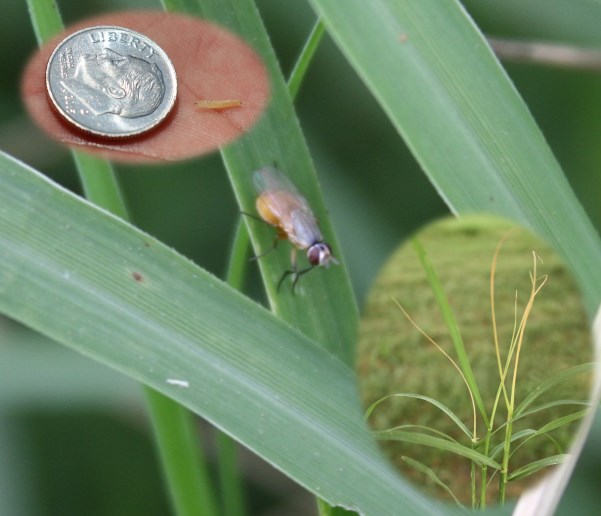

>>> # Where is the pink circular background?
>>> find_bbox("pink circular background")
[21,11,270,163]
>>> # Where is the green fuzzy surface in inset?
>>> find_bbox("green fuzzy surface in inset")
[358,215,592,505]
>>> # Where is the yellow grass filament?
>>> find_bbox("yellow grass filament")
[490,229,514,406]
[393,298,479,441]
[510,252,548,407]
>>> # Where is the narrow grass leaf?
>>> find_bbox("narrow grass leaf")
[401,456,463,507]
[411,238,487,427]
[288,19,326,101]
[374,429,501,469]
[387,425,460,444]
[71,151,129,219]
[365,393,472,439]
[490,430,538,461]
[516,400,592,421]
[508,455,568,482]
[145,392,220,516]
[527,411,591,439]
[515,364,595,417]
[490,429,564,460]
[161,0,358,366]
[25,0,63,45]
[491,411,589,461]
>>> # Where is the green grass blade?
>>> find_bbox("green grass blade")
[161,0,358,366]
[527,410,591,440]
[146,392,220,516]
[0,153,445,516]
[288,19,326,101]
[309,0,601,316]
[411,238,488,427]
[365,393,472,439]
[213,220,254,516]
[388,425,461,444]
[487,400,591,445]
[216,16,330,510]
[25,0,62,45]
[515,364,595,417]
[508,455,568,482]
[490,410,590,461]
[511,411,590,460]
[216,429,245,516]
[71,152,129,219]
[401,456,463,507]
[490,431,537,461]
[374,429,501,469]
[225,218,251,291]
[516,400,592,421]
[23,2,218,513]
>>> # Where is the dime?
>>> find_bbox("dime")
[46,26,177,138]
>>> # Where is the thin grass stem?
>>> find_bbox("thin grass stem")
[411,237,487,431]
[287,19,326,101]
[213,17,330,514]
[71,152,129,219]
[471,454,477,509]
[216,432,246,516]
[482,231,513,509]
[211,219,254,516]
[25,0,63,45]
[146,392,220,516]
[393,298,478,439]
[490,230,513,405]
[25,3,219,514]
[499,252,547,505]
[225,218,251,289]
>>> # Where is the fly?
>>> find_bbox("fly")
[251,166,338,290]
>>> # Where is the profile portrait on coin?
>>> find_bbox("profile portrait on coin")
[62,48,165,118]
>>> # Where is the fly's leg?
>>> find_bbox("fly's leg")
[292,266,316,290]
[276,269,295,292]
[251,235,279,261]
[277,247,298,292]
[277,248,315,293]
[276,267,316,293]
[240,211,279,261]
[240,211,266,224]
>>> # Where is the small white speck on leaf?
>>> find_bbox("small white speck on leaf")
[166,379,190,388]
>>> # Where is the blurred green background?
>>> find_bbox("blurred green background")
[1,0,600,514]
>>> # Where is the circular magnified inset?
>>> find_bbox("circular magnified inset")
[358,215,593,507]
[22,11,269,163]
[46,26,177,138]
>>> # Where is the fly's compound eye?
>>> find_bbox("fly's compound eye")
[307,243,335,267]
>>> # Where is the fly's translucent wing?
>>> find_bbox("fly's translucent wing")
[253,167,311,221]
[289,209,323,249]
[253,167,323,249]
[253,166,303,197]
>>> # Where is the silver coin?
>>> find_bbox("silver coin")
[46,25,177,138]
